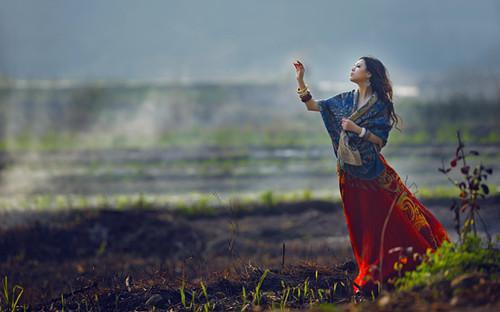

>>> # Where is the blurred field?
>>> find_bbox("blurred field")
[0,82,499,212]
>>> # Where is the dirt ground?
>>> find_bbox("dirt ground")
[0,195,498,310]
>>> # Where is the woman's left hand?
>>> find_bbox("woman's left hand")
[341,117,360,133]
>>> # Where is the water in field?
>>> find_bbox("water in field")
[1,143,498,210]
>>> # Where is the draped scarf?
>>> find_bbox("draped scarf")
[317,89,393,179]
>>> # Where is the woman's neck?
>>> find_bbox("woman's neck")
[357,85,373,102]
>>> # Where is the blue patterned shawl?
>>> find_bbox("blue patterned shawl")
[317,89,393,180]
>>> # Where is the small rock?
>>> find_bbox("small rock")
[215,291,225,299]
[377,294,391,308]
[145,294,163,307]
[449,295,461,306]
[451,272,487,289]
[125,275,132,292]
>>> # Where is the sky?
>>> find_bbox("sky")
[1,0,499,85]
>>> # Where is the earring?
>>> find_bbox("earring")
[365,79,371,87]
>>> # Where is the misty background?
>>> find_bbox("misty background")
[0,0,499,209]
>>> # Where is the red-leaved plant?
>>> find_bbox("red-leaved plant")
[437,130,494,245]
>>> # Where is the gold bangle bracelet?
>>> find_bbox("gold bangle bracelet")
[297,88,309,96]
[297,85,308,94]
[298,91,309,97]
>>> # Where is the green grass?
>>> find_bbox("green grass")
[1,276,26,312]
[0,189,335,213]
[392,233,500,292]
[2,184,496,216]
[1,124,499,152]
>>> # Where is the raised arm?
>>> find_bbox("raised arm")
[293,60,320,111]
[297,78,320,111]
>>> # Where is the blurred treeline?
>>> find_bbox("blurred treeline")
[0,81,498,151]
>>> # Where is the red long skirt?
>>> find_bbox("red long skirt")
[337,153,451,296]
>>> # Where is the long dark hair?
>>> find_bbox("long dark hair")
[360,55,402,131]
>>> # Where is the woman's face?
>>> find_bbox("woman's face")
[349,59,371,84]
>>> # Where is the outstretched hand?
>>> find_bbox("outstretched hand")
[293,60,305,80]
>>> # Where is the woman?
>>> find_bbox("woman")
[293,56,450,297]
